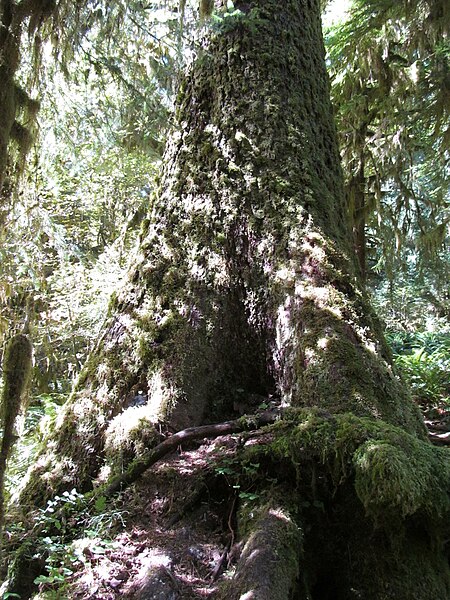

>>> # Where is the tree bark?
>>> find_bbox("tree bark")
[5,1,449,598]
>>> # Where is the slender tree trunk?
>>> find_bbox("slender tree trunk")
[6,1,449,598]
[349,142,367,281]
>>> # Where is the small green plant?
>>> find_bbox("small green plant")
[214,456,239,479]
[33,489,128,593]
[33,489,86,590]
[209,0,244,26]
[34,534,79,586]
[239,491,259,502]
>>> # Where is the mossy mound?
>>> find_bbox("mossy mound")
[227,408,450,599]
[251,409,450,525]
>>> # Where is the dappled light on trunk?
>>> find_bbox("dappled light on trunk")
[1,1,449,599]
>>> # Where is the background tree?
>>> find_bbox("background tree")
[327,0,449,289]
[0,0,191,392]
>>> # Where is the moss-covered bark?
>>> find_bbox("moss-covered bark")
[0,0,50,212]
[5,1,448,598]
[231,408,450,599]
[0,333,32,530]
[19,0,425,502]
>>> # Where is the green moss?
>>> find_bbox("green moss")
[1,334,33,527]
[104,412,160,476]
[242,409,449,531]
[353,435,450,522]
[1,334,32,430]
[4,539,43,599]
[231,410,449,598]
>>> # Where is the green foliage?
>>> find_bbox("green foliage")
[32,489,85,590]
[32,489,126,594]
[325,0,449,281]
[214,455,262,506]
[5,394,65,496]
[0,0,194,393]
[387,331,450,407]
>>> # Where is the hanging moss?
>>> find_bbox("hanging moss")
[0,0,54,195]
[0,334,33,529]
[1,334,33,439]
[10,120,33,155]
[14,84,40,117]
[199,0,214,21]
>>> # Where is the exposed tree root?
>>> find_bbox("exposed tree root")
[217,500,303,600]
[210,491,238,581]
[428,431,450,445]
[104,410,281,496]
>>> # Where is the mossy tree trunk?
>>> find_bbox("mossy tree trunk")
[0,0,51,219]
[8,1,449,598]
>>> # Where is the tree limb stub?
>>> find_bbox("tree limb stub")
[104,410,280,496]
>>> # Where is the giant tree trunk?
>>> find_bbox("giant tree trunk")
[5,1,449,598]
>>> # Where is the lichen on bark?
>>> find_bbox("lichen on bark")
[16,0,427,507]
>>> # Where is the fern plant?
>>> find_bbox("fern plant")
[388,332,450,408]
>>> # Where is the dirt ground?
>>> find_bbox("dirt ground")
[59,433,251,599]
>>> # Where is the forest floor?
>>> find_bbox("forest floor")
[60,432,257,600]
[38,404,449,599]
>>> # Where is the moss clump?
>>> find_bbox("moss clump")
[0,334,33,529]
[103,410,160,478]
[230,409,449,598]
[243,409,449,530]
[199,0,214,21]
[353,435,450,522]
[0,334,33,433]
